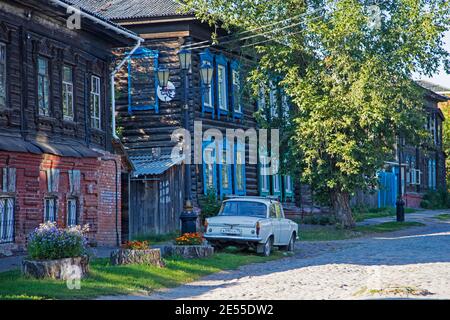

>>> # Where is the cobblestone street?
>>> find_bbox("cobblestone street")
[137,210,450,300]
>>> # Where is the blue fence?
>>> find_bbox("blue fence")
[377,170,397,208]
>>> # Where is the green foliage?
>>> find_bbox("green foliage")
[440,102,450,189]
[181,0,450,226]
[0,253,282,300]
[198,187,222,221]
[27,223,89,260]
[420,189,450,209]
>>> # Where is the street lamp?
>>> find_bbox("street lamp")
[200,61,214,87]
[178,49,192,71]
[396,135,405,222]
[157,68,170,88]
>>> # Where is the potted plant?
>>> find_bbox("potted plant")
[22,222,90,280]
[110,240,164,267]
[162,233,214,259]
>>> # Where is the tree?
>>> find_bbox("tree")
[181,0,450,227]
[441,100,450,189]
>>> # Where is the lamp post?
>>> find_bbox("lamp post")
[396,135,405,222]
[177,49,213,233]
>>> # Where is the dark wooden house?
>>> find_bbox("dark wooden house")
[353,85,447,209]
[0,0,140,254]
[74,0,298,238]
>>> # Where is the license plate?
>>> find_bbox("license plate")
[221,228,241,235]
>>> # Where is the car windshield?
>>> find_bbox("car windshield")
[219,201,267,218]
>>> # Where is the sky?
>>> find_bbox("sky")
[413,31,450,90]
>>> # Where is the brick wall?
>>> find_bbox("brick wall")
[0,150,121,249]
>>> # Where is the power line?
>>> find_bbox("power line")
[182,7,326,51]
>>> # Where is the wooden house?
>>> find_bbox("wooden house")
[73,0,299,238]
[0,0,140,254]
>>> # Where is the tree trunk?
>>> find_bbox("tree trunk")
[330,190,355,228]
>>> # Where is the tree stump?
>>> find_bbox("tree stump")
[22,256,90,280]
[160,245,214,259]
[110,248,165,267]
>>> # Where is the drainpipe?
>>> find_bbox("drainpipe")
[48,0,144,140]
[111,40,143,139]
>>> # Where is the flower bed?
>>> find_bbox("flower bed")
[22,222,90,280]
[160,233,214,259]
[110,241,164,267]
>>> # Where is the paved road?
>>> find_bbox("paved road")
[129,209,450,300]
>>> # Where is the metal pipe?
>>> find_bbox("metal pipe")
[49,0,143,42]
[111,40,143,139]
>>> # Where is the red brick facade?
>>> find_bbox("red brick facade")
[0,150,121,249]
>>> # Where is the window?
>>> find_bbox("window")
[67,198,78,226]
[428,159,437,190]
[0,43,6,107]
[37,57,50,116]
[44,198,56,222]
[219,139,233,196]
[219,201,267,218]
[0,198,14,243]
[282,94,289,120]
[285,175,293,193]
[429,113,437,144]
[199,50,214,116]
[91,75,101,129]
[202,140,217,194]
[259,152,270,196]
[62,65,74,121]
[234,142,246,195]
[273,174,281,194]
[217,65,227,112]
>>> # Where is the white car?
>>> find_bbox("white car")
[204,197,299,256]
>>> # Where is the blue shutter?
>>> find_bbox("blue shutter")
[202,140,218,194]
[215,54,229,119]
[199,49,215,117]
[284,175,294,201]
[127,47,159,114]
[234,142,246,195]
[218,139,233,197]
[230,60,242,119]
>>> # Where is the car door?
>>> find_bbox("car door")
[276,203,291,244]
[269,204,282,245]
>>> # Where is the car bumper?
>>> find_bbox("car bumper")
[204,235,263,243]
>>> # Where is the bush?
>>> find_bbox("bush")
[174,233,204,245]
[122,240,149,250]
[27,222,89,260]
[198,187,222,222]
[420,189,450,210]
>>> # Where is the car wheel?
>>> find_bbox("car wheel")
[287,234,296,252]
[262,237,273,257]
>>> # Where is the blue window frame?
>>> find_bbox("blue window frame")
[202,140,218,194]
[428,158,436,190]
[200,49,215,118]
[234,142,246,195]
[127,47,159,114]
[218,139,233,197]
[215,54,229,119]
[258,149,270,196]
[284,175,294,201]
[230,60,243,119]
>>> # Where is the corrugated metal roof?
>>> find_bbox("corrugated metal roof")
[131,154,184,177]
[417,80,450,94]
[65,0,191,21]
[56,0,140,38]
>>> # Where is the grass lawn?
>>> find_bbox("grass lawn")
[435,214,450,221]
[300,221,425,241]
[353,207,416,222]
[0,249,283,300]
